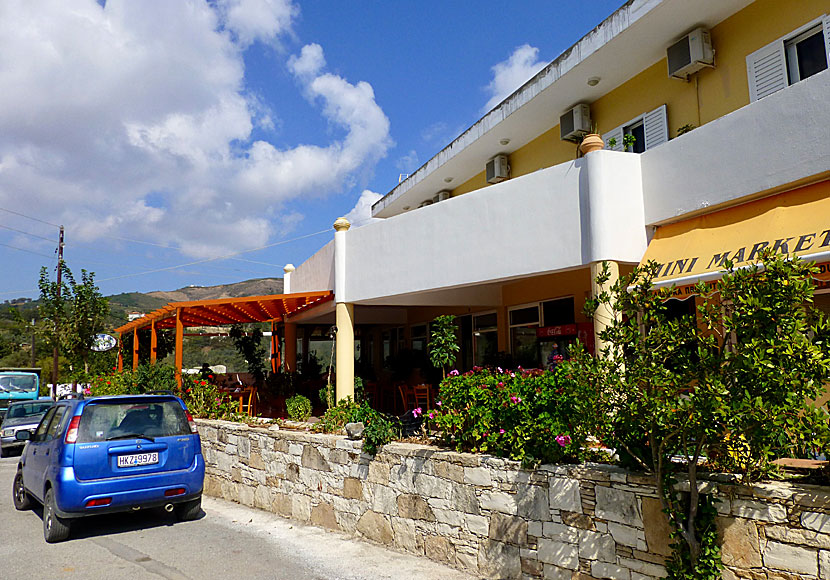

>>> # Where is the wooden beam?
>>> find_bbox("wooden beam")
[175,308,183,390]
[150,320,157,365]
[117,334,123,372]
[132,327,139,370]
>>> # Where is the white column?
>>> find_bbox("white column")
[590,260,620,357]
[283,263,294,294]
[333,217,354,402]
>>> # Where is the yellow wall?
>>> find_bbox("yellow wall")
[449,0,829,197]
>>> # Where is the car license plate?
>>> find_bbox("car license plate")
[117,452,159,467]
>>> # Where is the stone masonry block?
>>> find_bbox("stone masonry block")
[537,539,578,570]
[549,478,581,513]
[489,512,528,545]
[595,486,642,527]
[763,541,818,576]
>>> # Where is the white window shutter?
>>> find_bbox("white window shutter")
[823,15,830,64]
[746,40,787,102]
[643,105,668,150]
[604,126,624,151]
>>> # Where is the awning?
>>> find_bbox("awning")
[114,291,334,334]
[640,179,830,297]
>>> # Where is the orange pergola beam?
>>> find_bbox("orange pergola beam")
[175,308,183,389]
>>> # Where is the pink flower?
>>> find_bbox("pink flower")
[412,407,422,418]
[449,369,459,376]
[510,373,515,378]
[436,400,442,406]
[555,434,572,447]
[499,429,505,434]
[429,412,434,419]
[497,367,503,373]
[498,382,504,387]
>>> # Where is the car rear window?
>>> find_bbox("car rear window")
[76,400,191,442]
[6,401,53,418]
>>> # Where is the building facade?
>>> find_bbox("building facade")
[284,0,830,400]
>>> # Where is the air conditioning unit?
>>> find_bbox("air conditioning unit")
[559,103,591,142]
[667,28,714,79]
[486,155,509,184]
[432,190,451,203]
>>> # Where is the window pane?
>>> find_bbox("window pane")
[77,401,190,442]
[542,298,575,326]
[474,330,498,366]
[474,313,498,330]
[46,406,67,440]
[510,306,539,326]
[511,326,540,367]
[796,29,828,81]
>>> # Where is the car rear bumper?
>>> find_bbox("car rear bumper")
[53,453,205,518]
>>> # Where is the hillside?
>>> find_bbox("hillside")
[146,277,283,303]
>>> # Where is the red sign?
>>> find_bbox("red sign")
[536,324,578,338]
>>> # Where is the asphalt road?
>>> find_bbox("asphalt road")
[1,455,474,580]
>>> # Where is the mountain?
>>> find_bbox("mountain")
[146,277,283,303]
[106,278,283,327]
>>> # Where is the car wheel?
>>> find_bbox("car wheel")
[174,496,202,521]
[12,470,31,511]
[43,488,71,543]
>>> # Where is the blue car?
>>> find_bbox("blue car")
[12,393,205,543]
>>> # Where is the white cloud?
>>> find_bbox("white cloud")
[214,0,298,48]
[343,190,382,229]
[482,44,547,113]
[396,150,420,174]
[0,0,392,260]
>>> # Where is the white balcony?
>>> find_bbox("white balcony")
[293,151,647,306]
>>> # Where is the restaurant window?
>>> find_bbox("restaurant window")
[509,304,540,367]
[411,324,428,354]
[473,312,498,366]
[747,16,830,101]
[542,297,575,326]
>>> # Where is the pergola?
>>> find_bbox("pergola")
[113,291,333,386]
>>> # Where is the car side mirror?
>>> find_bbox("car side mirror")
[15,430,31,441]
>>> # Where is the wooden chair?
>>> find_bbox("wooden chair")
[241,386,257,417]
[412,384,431,409]
[397,383,412,413]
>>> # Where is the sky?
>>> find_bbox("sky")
[0,0,622,301]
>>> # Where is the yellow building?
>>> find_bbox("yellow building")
[286,0,830,402]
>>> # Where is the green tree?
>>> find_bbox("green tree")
[37,264,109,378]
[570,253,830,575]
[428,315,460,379]
[229,323,267,384]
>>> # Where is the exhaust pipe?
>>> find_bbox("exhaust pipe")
[164,503,174,512]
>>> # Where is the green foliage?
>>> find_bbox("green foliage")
[569,252,830,568]
[314,398,398,455]
[37,264,109,379]
[429,366,584,466]
[622,133,636,151]
[428,315,460,377]
[665,492,723,580]
[286,394,312,421]
[86,364,240,421]
[229,324,267,384]
[120,329,175,367]
[676,123,696,136]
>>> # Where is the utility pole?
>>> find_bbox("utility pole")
[52,225,64,390]
[30,318,36,368]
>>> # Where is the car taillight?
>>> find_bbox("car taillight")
[65,416,81,444]
[165,488,186,497]
[185,410,197,434]
[86,497,111,507]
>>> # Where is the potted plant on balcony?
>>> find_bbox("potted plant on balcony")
[579,127,604,155]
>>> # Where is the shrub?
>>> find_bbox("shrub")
[429,365,584,466]
[286,394,312,422]
[314,398,398,455]
[180,374,239,420]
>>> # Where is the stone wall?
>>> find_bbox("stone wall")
[198,419,830,580]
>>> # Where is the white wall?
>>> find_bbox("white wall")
[641,70,830,226]
[291,240,334,293]
[342,153,646,304]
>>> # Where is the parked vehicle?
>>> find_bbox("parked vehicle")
[12,393,204,542]
[0,398,55,457]
[0,369,41,420]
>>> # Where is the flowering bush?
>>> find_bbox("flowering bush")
[314,398,398,455]
[428,365,584,465]
[87,364,239,421]
[286,394,312,422]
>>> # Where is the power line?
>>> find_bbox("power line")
[0,223,57,242]
[0,241,59,260]
[0,206,61,228]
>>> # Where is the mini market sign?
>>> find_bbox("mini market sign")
[640,180,830,296]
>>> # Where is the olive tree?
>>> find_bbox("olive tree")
[569,252,830,576]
